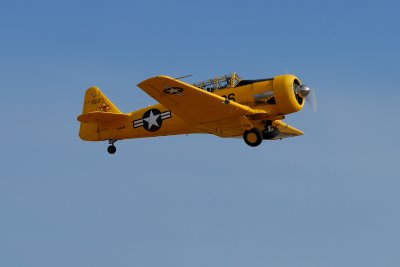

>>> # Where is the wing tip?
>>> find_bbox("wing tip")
[137,75,174,87]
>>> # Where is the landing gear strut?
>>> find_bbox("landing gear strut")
[262,121,279,140]
[243,128,263,147]
[107,139,117,154]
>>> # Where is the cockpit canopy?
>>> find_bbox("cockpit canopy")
[193,73,241,92]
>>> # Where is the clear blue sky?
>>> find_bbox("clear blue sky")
[1,0,399,266]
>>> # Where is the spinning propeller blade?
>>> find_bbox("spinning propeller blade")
[307,87,317,112]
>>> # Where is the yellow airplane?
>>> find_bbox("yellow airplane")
[77,73,315,154]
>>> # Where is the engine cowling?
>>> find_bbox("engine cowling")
[273,74,305,115]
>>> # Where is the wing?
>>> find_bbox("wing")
[77,111,130,124]
[272,120,304,139]
[137,76,265,124]
[137,76,266,136]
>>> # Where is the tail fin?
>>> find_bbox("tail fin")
[78,86,121,141]
[82,86,121,114]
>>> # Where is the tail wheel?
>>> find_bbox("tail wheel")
[107,145,116,154]
[243,128,263,147]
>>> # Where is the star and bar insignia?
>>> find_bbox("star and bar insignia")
[163,85,184,96]
[133,109,172,132]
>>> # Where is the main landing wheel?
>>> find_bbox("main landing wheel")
[243,128,263,147]
[107,145,116,154]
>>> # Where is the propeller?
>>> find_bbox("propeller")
[294,83,317,112]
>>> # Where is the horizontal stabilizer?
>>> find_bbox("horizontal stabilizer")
[77,111,130,124]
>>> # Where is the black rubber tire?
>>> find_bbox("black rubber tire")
[107,145,116,154]
[243,128,263,147]
[263,127,280,139]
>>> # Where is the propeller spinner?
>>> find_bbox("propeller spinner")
[294,83,317,112]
